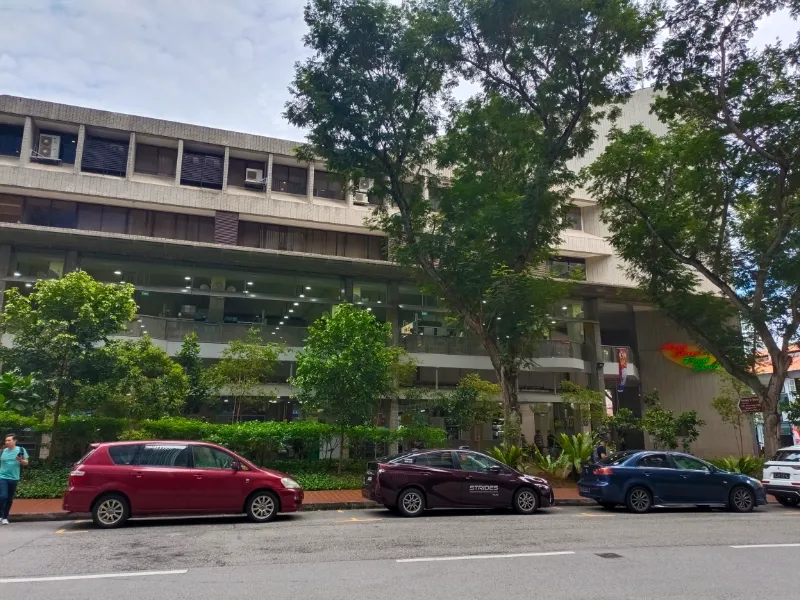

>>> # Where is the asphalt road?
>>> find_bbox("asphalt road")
[2,503,799,599]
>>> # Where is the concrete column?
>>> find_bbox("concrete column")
[342,277,354,302]
[306,163,315,202]
[125,132,136,179]
[387,280,400,345]
[222,146,230,191]
[73,124,86,174]
[265,153,273,198]
[584,298,604,393]
[422,177,429,202]
[345,178,354,207]
[208,275,226,322]
[20,117,33,166]
[174,139,184,186]
[64,250,79,274]
[0,245,11,313]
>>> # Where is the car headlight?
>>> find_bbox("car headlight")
[281,477,301,489]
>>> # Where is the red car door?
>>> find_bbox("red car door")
[130,444,193,514]
[413,451,462,508]
[188,445,248,513]
[454,451,514,508]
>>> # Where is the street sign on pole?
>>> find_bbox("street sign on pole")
[738,396,763,413]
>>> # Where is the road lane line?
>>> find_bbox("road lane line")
[0,569,188,584]
[578,513,614,518]
[731,543,800,549]
[397,551,575,563]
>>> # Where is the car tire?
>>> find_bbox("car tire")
[397,488,425,517]
[513,487,540,515]
[775,496,800,508]
[625,486,653,514]
[728,486,756,513]
[246,490,279,523]
[599,502,617,511]
[92,493,130,529]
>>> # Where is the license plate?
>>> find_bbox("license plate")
[580,486,590,494]
[773,472,790,479]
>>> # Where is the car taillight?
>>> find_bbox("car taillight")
[593,467,614,475]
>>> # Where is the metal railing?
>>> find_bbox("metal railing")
[271,178,307,196]
[401,335,585,360]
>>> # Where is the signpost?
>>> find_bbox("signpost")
[738,396,763,413]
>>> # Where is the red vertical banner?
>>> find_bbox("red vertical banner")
[616,347,628,393]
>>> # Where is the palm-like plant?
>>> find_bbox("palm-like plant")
[556,433,597,479]
[531,446,568,476]
[708,456,764,478]
[488,444,525,470]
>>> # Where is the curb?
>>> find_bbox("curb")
[10,497,593,522]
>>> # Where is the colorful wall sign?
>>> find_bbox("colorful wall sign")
[660,343,720,372]
[616,347,628,392]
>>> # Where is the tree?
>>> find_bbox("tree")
[77,337,189,424]
[0,271,137,462]
[640,390,705,453]
[712,372,753,457]
[587,0,800,457]
[286,0,660,442]
[435,373,501,447]
[292,304,412,473]
[0,372,42,415]
[176,333,219,415]
[211,328,282,423]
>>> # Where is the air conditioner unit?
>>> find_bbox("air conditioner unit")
[245,168,263,183]
[353,192,369,206]
[357,178,372,194]
[32,134,62,164]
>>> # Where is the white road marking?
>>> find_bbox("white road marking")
[731,543,800,549]
[397,551,575,563]
[0,569,188,584]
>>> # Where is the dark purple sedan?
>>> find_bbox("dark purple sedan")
[362,449,554,517]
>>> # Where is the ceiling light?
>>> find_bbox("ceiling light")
[119,280,125,284]
[140,324,145,328]
[250,294,256,298]
[299,294,305,298]
[184,287,190,291]
[114,270,122,275]
[482,300,487,304]
[284,315,289,319]
[185,276,191,281]
[367,307,372,311]
[551,320,557,324]
[305,286,312,290]
[496,317,501,320]
[247,281,253,286]
[24,283,32,288]
[293,302,299,306]
[289,309,294,313]
[377,300,382,304]
[143,331,147,334]
[341,289,345,294]
[271,332,276,335]
[13,272,20,277]
[279,321,284,325]
[562,306,568,310]
[311,298,317,302]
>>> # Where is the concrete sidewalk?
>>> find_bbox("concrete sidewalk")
[10,487,589,521]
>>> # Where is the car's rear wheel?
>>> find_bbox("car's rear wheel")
[775,496,800,507]
[513,488,540,515]
[728,486,756,513]
[397,488,425,517]
[92,493,130,529]
[626,486,652,514]
[246,490,279,523]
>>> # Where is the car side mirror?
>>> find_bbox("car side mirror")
[489,465,502,474]
[231,461,242,472]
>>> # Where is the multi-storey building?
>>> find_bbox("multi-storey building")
[0,90,752,457]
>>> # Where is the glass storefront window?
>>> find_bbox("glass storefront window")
[8,250,65,279]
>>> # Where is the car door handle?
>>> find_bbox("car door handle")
[465,475,473,480]
[643,472,652,477]
[681,475,689,479]
[422,472,430,476]
[132,473,143,479]
[195,476,203,480]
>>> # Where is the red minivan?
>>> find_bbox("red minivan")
[63,441,304,528]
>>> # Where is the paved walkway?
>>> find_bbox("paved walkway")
[10,487,581,517]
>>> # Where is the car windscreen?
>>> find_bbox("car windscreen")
[598,451,637,466]
[773,450,800,462]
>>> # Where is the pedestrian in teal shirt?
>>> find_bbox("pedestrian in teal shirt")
[1,433,29,524]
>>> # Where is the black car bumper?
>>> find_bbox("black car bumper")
[764,484,800,500]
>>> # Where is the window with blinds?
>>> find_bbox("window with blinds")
[134,144,177,178]
[313,171,346,200]
[81,136,129,177]
[180,151,224,189]
[0,124,23,157]
[271,164,308,196]
[238,221,387,261]
[0,194,22,223]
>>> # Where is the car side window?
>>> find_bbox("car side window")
[193,446,235,470]
[423,451,455,469]
[455,452,497,473]
[136,444,190,468]
[672,455,711,472]
[637,454,670,469]
[108,444,141,465]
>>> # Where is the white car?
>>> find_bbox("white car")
[763,445,800,507]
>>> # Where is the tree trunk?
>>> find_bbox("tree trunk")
[499,364,522,446]
[338,425,346,475]
[46,386,64,466]
[761,388,782,459]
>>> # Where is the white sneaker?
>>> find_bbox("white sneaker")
[0,519,8,525]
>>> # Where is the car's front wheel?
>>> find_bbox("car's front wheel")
[513,488,540,515]
[626,486,653,514]
[92,493,130,529]
[775,496,800,508]
[729,486,756,513]
[397,488,425,517]
[246,490,279,523]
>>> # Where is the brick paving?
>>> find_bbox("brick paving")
[10,486,580,516]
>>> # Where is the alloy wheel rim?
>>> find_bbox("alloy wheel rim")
[252,495,275,520]
[403,492,422,514]
[517,491,536,512]
[631,490,649,511]
[97,499,124,525]
[733,489,753,510]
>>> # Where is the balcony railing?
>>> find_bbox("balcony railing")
[122,317,586,360]
[601,345,635,364]
[314,188,346,201]
[271,178,307,196]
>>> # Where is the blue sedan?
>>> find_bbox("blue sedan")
[578,451,767,513]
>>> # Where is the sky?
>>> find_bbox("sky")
[0,1,798,144]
